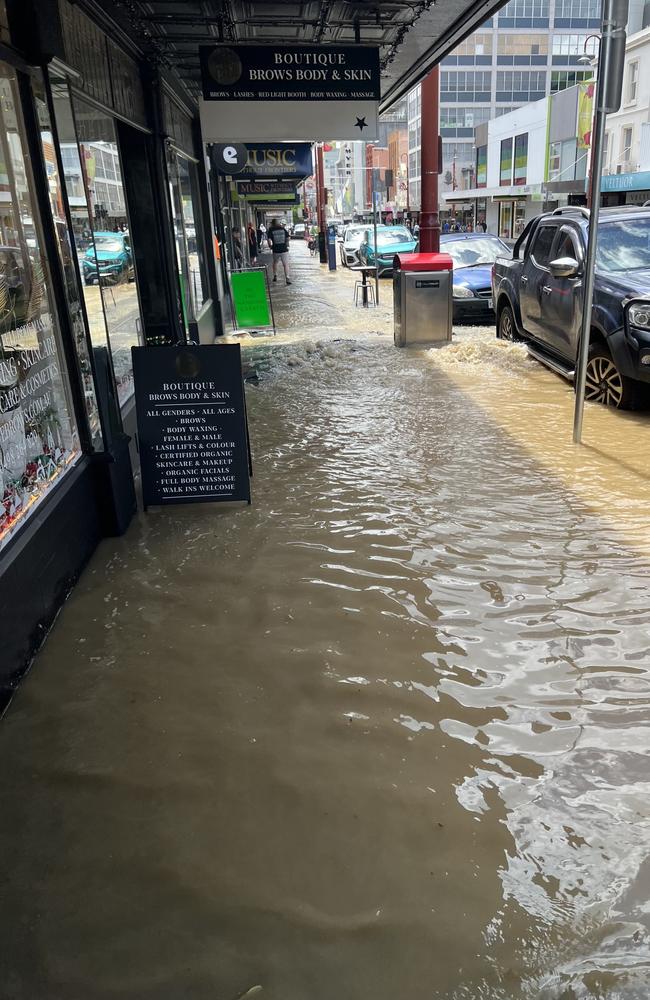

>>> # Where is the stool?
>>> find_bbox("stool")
[354,280,376,307]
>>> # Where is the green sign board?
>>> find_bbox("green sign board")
[231,269,272,329]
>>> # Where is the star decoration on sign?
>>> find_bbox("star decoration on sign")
[355,116,368,131]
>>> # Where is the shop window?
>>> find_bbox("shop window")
[70,98,144,410]
[167,150,208,332]
[33,75,103,449]
[0,64,79,550]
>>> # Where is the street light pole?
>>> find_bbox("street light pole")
[573,0,628,444]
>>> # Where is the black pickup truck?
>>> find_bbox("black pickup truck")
[492,206,650,408]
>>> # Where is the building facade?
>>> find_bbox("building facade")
[407,0,604,217]
[441,16,650,233]
[0,0,219,699]
[601,24,650,204]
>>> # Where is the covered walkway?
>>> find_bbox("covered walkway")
[2,248,650,998]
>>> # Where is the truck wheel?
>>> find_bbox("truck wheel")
[497,304,518,342]
[584,344,645,410]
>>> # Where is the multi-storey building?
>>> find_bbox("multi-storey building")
[600,23,650,204]
[408,0,604,219]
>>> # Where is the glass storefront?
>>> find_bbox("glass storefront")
[33,75,103,449]
[0,64,79,550]
[50,87,144,410]
[167,149,207,333]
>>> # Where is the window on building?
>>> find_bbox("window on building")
[621,126,633,166]
[548,137,579,181]
[497,34,548,56]
[554,0,600,23]
[496,71,546,101]
[514,133,528,185]
[551,70,592,93]
[601,131,609,172]
[440,71,492,101]
[476,145,488,187]
[530,224,556,265]
[70,98,144,409]
[552,34,598,56]
[548,140,561,180]
[495,105,520,116]
[499,0,549,19]
[451,33,493,57]
[500,137,514,185]
[626,61,639,104]
[0,64,81,550]
[440,107,491,128]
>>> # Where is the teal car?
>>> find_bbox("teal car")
[358,225,417,276]
[82,231,133,286]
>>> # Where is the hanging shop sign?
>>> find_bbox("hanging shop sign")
[200,45,380,102]
[212,143,249,174]
[132,345,251,508]
[199,45,379,142]
[237,180,297,196]
[231,270,273,329]
[241,144,313,179]
[242,193,300,204]
[211,145,312,179]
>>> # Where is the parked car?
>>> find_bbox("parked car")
[492,205,650,409]
[82,231,133,286]
[440,232,511,323]
[339,224,370,266]
[358,225,417,276]
[292,222,306,239]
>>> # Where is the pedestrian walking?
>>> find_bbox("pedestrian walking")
[267,217,292,285]
[258,222,267,250]
[232,229,244,266]
[247,223,258,264]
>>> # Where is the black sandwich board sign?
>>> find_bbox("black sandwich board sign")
[132,344,251,509]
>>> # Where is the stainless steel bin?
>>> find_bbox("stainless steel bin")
[393,252,453,347]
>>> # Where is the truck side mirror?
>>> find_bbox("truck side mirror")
[549,256,580,279]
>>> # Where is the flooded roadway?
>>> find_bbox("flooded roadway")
[2,243,650,998]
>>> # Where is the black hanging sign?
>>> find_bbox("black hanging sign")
[200,45,381,102]
[132,345,251,508]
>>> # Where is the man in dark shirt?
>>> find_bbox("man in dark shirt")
[267,219,292,285]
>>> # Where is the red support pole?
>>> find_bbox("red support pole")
[419,66,441,254]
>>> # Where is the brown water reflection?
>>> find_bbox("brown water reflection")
[1,252,650,998]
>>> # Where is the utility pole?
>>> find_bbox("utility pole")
[573,0,628,444]
[419,66,441,253]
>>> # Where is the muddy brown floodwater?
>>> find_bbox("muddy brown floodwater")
[2,243,650,999]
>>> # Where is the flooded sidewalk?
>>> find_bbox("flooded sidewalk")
[2,244,650,999]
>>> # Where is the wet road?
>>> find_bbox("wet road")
[2,243,650,998]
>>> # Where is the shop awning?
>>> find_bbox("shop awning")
[99,0,509,113]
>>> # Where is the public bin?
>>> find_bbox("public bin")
[393,252,453,347]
